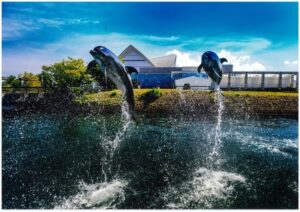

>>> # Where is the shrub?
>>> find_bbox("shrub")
[110,90,119,97]
[140,88,162,103]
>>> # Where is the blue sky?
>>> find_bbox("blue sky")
[2,2,298,76]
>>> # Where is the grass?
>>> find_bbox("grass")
[75,90,123,106]
[76,89,298,105]
[75,89,298,115]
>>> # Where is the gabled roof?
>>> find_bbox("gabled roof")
[119,45,155,66]
[150,54,177,67]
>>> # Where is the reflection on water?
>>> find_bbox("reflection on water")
[2,112,298,209]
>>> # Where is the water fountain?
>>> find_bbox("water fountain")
[208,86,224,168]
[2,47,298,209]
[55,46,136,209]
[197,51,227,167]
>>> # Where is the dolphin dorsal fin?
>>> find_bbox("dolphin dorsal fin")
[220,58,228,64]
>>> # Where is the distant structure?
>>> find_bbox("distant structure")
[119,45,233,88]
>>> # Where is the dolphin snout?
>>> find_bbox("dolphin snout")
[90,50,97,56]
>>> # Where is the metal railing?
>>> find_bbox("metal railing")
[221,71,298,89]
[2,87,45,96]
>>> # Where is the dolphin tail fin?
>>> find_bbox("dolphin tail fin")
[197,64,203,73]
[220,58,228,64]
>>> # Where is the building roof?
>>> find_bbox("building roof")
[150,54,177,67]
[119,45,177,68]
[119,45,155,67]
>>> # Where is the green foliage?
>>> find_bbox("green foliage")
[118,56,125,64]
[38,71,53,88]
[140,88,162,103]
[110,90,119,97]
[6,75,17,85]
[42,57,92,88]
[26,81,41,87]
[19,72,39,81]
[10,79,22,88]
[4,75,22,88]
[18,72,41,87]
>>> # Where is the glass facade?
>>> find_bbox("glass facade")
[135,72,209,88]
[137,74,172,88]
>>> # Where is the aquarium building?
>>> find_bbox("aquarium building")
[119,45,233,88]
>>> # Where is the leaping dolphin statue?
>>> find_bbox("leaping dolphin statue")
[88,46,136,116]
[197,51,227,90]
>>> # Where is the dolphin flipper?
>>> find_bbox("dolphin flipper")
[125,66,138,75]
[87,60,97,71]
[197,64,203,73]
[220,58,228,64]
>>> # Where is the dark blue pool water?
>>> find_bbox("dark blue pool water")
[2,113,298,209]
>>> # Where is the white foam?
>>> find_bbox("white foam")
[226,130,298,156]
[55,179,127,209]
[166,167,246,209]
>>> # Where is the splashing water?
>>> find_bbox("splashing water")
[165,167,246,209]
[57,101,133,209]
[55,180,127,209]
[2,112,297,209]
[100,102,132,181]
[209,87,224,168]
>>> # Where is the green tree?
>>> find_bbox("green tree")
[42,57,92,88]
[5,75,17,85]
[38,71,54,88]
[4,75,22,88]
[18,72,41,87]
[19,72,39,81]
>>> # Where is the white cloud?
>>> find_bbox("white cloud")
[218,49,266,71]
[166,49,200,66]
[141,35,179,42]
[3,33,182,75]
[181,37,272,55]
[214,38,271,54]
[2,18,40,40]
[38,18,65,28]
[2,17,103,40]
[38,18,101,28]
[284,60,298,65]
[165,49,267,70]
[3,32,297,75]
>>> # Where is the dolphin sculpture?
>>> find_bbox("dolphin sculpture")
[197,51,227,90]
[88,46,136,116]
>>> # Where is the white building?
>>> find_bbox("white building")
[118,45,233,88]
[119,45,177,69]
